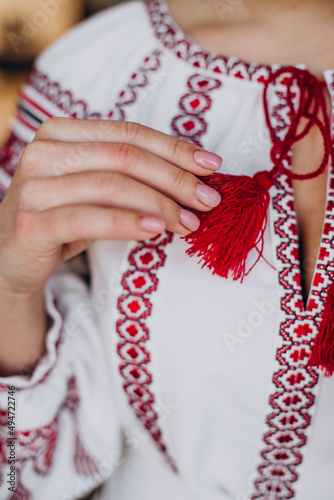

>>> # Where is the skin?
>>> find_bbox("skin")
[0,119,221,376]
[169,0,334,302]
[1,0,333,375]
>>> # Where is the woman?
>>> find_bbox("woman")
[0,0,333,498]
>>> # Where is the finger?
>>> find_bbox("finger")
[18,206,166,250]
[17,172,201,235]
[18,142,221,212]
[34,118,222,174]
[18,170,219,213]
[24,205,195,252]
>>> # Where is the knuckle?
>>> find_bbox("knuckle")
[100,172,125,198]
[17,179,38,209]
[34,117,63,139]
[109,210,124,235]
[173,167,189,192]
[66,208,83,236]
[115,143,140,171]
[15,210,36,244]
[124,121,142,144]
[20,142,39,165]
[156,194,173,218]
[18,141,46,176]
[170,137,188,161]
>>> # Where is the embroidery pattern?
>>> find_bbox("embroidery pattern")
[27,49,162,122]
[0,91,54,198]
[0,132,28,179]
[251,74,334,499]
[0,50,162,201]
[171,74,221,146]
[330,72,334,133]
[114,55,222,468]
[0,377,100,499]
[146,0,271,83]
[3,4,331,490]
[27,68,101,120]
[116,232,176,469]
[106,48,181,468]
[17,91,53,132]
[1,48,176,472]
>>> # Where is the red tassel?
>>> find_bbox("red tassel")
[182,68,332,282]
[308,283,334,376]
[183,170,274,281]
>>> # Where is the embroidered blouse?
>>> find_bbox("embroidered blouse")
[0,1,334,499]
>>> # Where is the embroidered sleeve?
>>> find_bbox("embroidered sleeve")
[0,2,156,493]
[0,92,120,500]
[0,140,120,497]
[0,254,121,498]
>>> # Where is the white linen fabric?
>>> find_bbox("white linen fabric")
[0,1,334,499]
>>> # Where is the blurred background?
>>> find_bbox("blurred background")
[0,0,126,144]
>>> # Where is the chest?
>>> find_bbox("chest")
[90,60,334,499]
[292,115,331,301]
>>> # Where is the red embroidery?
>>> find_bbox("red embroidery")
[88,49,180,468]
[0,410,7,485]
[0,132,27,179]
[0,47,162,205]
[141,64,220,466]
[116,232,177,469]
[27,48,161,123]
[7,469,30,500]
[27,68,95,119]
[146,0,271,83]
[251,73,334,499]
[1,48,168,478]
[63,377,100,477]
[0,377,99,499]
[172,74,221,147]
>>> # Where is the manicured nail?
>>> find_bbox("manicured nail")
[196,183,221,207]
[179,208,200,231]
[194,150,222,170]
[139,216,166,233]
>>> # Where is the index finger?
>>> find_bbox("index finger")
[34,118,222,176]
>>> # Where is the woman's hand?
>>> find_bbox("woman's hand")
[0,118,222,296]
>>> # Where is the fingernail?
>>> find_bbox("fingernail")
[196,183,221,207]
[194,150,222,170]
[139,216,166,233]
[179,208,200,231]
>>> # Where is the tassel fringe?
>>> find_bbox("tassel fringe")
[183,171,274,282]
[309,283,334,376]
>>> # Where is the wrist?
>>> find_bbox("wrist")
[0,284,45,312]
[0,285,48,377]
[0,272,45,302]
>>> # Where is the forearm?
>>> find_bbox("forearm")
[0,288,49,377]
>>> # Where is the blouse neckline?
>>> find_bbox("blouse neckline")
[145,0,334,85]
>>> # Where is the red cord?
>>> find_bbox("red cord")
[263,66,333,181]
